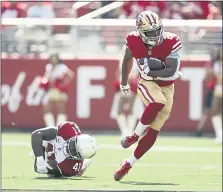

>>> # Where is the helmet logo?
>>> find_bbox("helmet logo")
[152,23,158,28]
[136,17,143,27]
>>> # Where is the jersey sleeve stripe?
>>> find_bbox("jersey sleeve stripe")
[171,44,182,53]
[172,41,181,49]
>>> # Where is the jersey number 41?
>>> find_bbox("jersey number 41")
[73,163,82,171]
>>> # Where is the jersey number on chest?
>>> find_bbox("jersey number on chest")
[73,163,82,171]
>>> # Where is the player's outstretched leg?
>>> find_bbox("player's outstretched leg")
[121,102,164,148]
[114,127,159,181]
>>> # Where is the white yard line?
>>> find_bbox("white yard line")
[2,141,222,153]
[1,188,220,192]
[30,182,65,187]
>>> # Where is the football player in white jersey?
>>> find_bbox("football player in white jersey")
[31,121,97,177]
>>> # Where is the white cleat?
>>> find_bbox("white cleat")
[77,159,92,176]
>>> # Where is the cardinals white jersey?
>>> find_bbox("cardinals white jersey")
[43,136,70,164]
[42,123,84,177]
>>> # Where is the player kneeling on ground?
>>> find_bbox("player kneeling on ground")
[31,121,97,177]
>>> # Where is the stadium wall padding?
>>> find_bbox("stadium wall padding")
[1,58,213,132]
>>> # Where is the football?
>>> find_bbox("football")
[138,57,166,70]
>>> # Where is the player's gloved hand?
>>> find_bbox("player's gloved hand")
[139,58,151,75]
[144,67,150,75]
[36,156,53,174]
[120,84,130,95]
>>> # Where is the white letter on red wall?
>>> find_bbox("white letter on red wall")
[77,66,106,118]
[181,67,205,120]
[26,76,46,106]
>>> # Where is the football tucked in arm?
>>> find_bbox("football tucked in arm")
[138,57,166,71]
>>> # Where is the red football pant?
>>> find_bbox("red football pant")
[134,127,159,159]
[140,103,165,125]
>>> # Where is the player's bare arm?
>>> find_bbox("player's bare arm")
[31,127,57,157]
[147,57,178,78]
[121,47,133,85]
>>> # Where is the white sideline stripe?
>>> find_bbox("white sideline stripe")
[100,163,220,170]
[30,182,65,187]
[1,141,222,152]
[2,188,219,192]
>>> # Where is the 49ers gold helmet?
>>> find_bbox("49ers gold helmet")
[136,11,164,46]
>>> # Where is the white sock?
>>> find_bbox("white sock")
[116,114,128,137]
[81,159,92,170]
[127,155,137,167]
[56,113,67,126]
[212,115,222,141]
[127,114,138,135]
[43,113,55,127]
[134,121,148,137]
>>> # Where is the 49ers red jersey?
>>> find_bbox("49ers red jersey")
[126,31,182,61]
[126,31,182,86]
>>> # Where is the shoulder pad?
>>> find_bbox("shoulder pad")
[163,32,182,53]
[125,31,140,47]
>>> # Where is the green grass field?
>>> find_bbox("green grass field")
[2,133,222,192]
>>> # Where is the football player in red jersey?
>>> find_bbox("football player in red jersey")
[114,11,183,181]
[31,121,97,177]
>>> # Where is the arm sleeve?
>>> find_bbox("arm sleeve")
[166,49,181,59]
[171,36,182,53]
[167,49,181,75]
[156,50,182,81]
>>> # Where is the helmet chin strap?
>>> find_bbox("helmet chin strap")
[62,137,81,159]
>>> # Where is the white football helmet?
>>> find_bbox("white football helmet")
[75,134,98,159]
[136,11,164,46]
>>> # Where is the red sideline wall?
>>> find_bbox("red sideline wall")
[1,58,212,132]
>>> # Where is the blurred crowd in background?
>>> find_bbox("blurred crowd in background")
[1,1,222,139]
[1,1,222,20]
[1,1,222,56]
